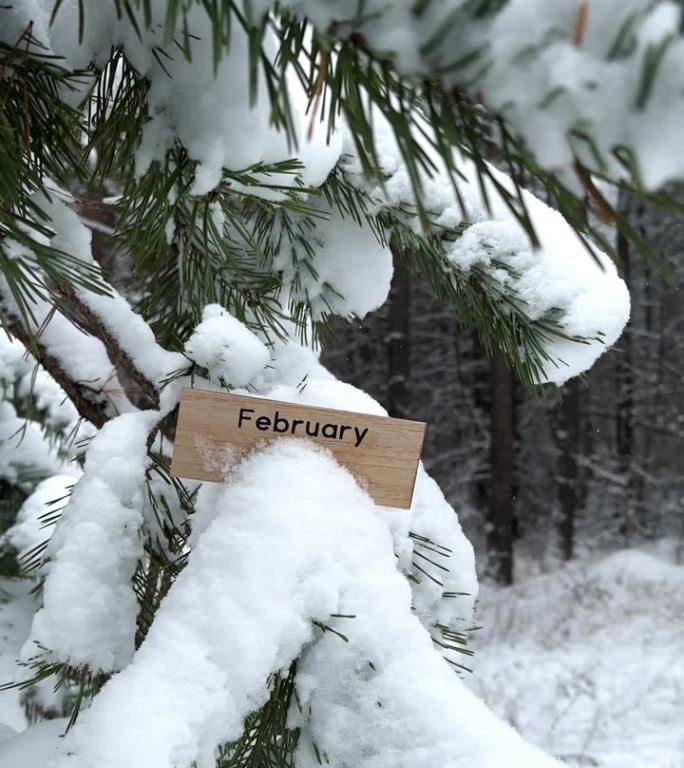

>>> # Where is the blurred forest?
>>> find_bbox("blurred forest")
[322,199,684,584]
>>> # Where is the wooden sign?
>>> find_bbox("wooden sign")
[170,388,426,508]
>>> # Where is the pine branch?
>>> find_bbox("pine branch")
[320,169,580,386]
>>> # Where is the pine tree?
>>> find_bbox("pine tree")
[0,2,679,767]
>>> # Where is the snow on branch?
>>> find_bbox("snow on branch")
[184,305,270,388]
[0,312,110,429]
[0,333,80,436]
[46,441,557,768]
[340,113,631,384]
[39,194,188,404]
[21,411,159,673]
[272,0,684,190]
[1,190,190,427]
[0,1,632,387]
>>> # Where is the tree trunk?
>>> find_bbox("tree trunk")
[616,202,636,543]
[486,347,517,585]
[387,251,411,419]
[554,379,580,560]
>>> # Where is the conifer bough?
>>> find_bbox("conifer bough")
[0,1,676,768]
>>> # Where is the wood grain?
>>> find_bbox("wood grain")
[170,388,426,509]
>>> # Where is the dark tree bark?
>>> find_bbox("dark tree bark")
[486,347,517,585]
[553,379,581,560]
[387,251,411,419]
[616,197,638,542]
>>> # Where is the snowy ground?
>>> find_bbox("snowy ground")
[467,543,684,768]
[1,544,682,766]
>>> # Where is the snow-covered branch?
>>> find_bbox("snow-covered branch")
[0,310,109,429]
[45,441,556,768]
[52,281,161,410]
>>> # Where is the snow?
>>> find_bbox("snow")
[6,189,191,421]
[275,206,394,320]
[3,4,632,384]
[38,192,187,389]
[403,468,478,648]
[478,1,684,190]
[247,370,479,653]
[2,474,77,565]
[266,376,388,418]
[443,208,630,384]
[0,288,119,408]
[251,338,333,392]
[1,2,343,199]
[0,334,86,503]
[0,403,68,488]
[242,361,479,652]
[184,305,270,388]
[4,523,682,768]
[0,334,78,433]
[1,186,190,424]
[44,440,555,768]
[21,411,158,672]
[9,0,673,220]
[82,286,187,386]
[243,0,684,191]
[0,580,36,735]
[0,718,68,767]
[0,253,130,419]
[341,113,630,384]
[129,15,288,193]
[468,545,684,768]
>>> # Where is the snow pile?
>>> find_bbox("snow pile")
[249,371,479,653]
[342,114,630,384]
[468,545,684,768]
[184,305,270,387]
[41,440,555,768]
[21,411,157,672]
